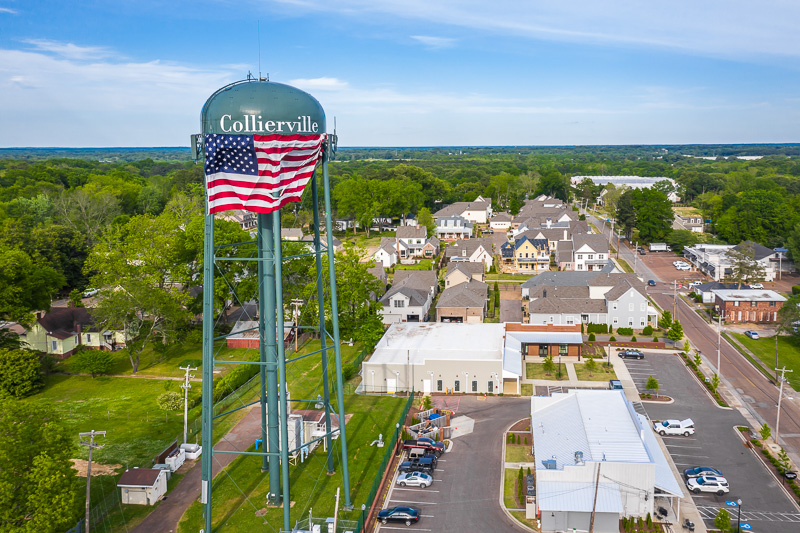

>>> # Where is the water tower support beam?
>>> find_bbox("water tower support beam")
[201,211,215,533]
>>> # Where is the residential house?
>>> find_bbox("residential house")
[520,269,618,299]
[373,240,399,268]
[436,280,488,323]
[444,262,485,289]
[379,271,437,324]
[672,214,704,233]
[367,264,388,300]
[371,216,395,232]
[401,213,418,226]
[444,238,493,270]
[420,236,440,259]
[525,272,655,328]
[396,225,428,260]
[433,199,491,224]
[490,212,513,230]
[563,234,610,272]
[281,227,304,241]
[20,306,126,358]
[531,390,683,532]
[436,214,472,240]
[713,289,787,323]
[503,235,550,274]
[333,217,357,232]
[300,234,343,252]
[218,210,257,231]
[683,240,782,282]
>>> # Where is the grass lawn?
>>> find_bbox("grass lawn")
[520,383,533,396]
[509,510,538,529]
[486,273,530,281]
[526,362,568,381]
[176,394,406,532]
[505,445,533,463]
[573,363,617,381]
[394,259,433,270]
[617,258,634,273]
[503,468,520,509]
[733,333,800,390]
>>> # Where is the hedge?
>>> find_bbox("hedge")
[212,352,261,402]
[678,351,729,407]
[642,325,653,335]
[617,327,634,336]
[586,323,609,334]
[793,285,800,295]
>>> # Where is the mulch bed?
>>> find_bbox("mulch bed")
[509,418,531,432]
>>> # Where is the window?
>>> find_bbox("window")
[454,380,460,392]
[559,344,568,355]
[86,334,91,343]
[629,303,634,311]
[472,380,478,392]
[437,380,443,392]
[577,264,583,270]
[750,301,757,307]
[577,254,583,260]
[393,300,406,308]
[588,254,594,260]
[641,303,646,311]
[566,316,574,325]
[769,301,776,307]
[598,254,605,259]
[74,335,79,343]
[462,250,467,256]
[539,345,549,357]
[734,301,740,307]
[612,303,618,310]
[613,317,619,324]
[51,340,57,351]
[628,318,633,326]
[640,319,646,326]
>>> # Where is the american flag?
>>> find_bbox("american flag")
[204,132,326,214]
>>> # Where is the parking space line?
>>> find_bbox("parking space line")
[392,488,441,493]
[388,500,438,505]
[379,527,432,532]
[665,445,704,449]
[668,453,709,458]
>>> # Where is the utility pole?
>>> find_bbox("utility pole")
[633,241,638,273]
[775,366,793,444]
[717,313,722,377]
[589,462,601,532]
[290,298,303,351]
[180,365,197,444]
[79,430,106,533]
[673,280,677,318]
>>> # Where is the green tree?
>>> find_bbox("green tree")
[778,447,792,475]
[416,207,435,238]
[0,349,43,398]
[71,349,113,378]
[0,400,81,532]
[615,189,637,238]
[646,375,660,397]
[759,423,772,442]
[711,373,720,392]
[714,507,732,532]
[658,311,673,331]
[631,188,674,243]
[584,356,597,375]
[777,294,800,337]
[0,247,66,322]
[727,242,766,289]
[668,320,684,345]
[542,355,555,376]
[534,170,570,201]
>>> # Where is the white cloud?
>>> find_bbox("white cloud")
[0,7,17,14]
[289,77,349,91]
[410,35,456,49]
[263,0,800,60]
[23,39,116,60]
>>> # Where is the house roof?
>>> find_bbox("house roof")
[492,212,512,222]
[37,306,98,339]
[445,261,484,278]
[515,236,549,251]
[393,270,437,290]
[734,240,776,261]
[521,271,598,289]
[436,281,488,309]
[367,264,386,284]
[713,289,787,302]
[586,273,643,288]
[396,225,427,239]
[300,234,342,247]
[424,236,440,248]
[603,278,645,301]
[281,227,304,239]
[0,321,27,335]
[117,468,164,488]
[529,298,607,315]
[528,285,590,299]
[433,201,489,218]
[695,281,744,293]
[573,234,610,254]
[445,238,492,258]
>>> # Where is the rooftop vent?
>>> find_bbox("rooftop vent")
[574,451,584,465]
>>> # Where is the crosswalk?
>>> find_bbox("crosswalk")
[696,506,800,523]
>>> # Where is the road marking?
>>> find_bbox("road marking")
[388,500,438,505]
[667,453,709,458]
[664,444,704,449]
[393,488,440,493]
[379,527,432,532]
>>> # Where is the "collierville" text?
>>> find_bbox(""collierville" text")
[219,114,319,134]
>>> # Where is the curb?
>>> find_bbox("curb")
[732,426,800,512]
[499,420,537,532]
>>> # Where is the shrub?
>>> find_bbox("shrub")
[609,335,617,341]
[759,423,772,441]
[617,327,634,336]
[642,325,653,335]
[517,434,521,445]
[652,337,658,342]
[793,285,800,295]
[524,436,528,445]
[157,391,183,411]
[585,357,597,374]
[0,349,43,398]
[588,333,596,341]
[631,335,637,342]
[71,349,113,377]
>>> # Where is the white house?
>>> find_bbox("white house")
[444,238,493,270]
[396,225,428,259]
[531,390,683,533]
[379,271,437,324]
[490,212,512,230]
[117,468,169,506]
[436,215,472,240]
[433,200,491,224]
[683,240,781,282]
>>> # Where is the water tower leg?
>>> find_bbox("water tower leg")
[311,172,335,474]
[201,212,215,533]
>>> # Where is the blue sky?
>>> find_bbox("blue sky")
[1,0,799,147]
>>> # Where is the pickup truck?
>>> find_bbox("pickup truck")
[653,418,695,436]
[398,457,436,474]
[402,439,444,455]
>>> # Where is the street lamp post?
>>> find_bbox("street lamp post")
[717,313,722,377]
[361,503,366,526]
[775,366,794,444]
[737,499,742,532]
[395,422,401,454]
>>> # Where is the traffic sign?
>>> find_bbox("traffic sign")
[739,522,752,530]
[725,500,738,507]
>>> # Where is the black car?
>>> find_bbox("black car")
[377,506,420,526]
[398,457,436,474]
[684,466,723,479]
[781,469,798,480]
[619,349,644,359]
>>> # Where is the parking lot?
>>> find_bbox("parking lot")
[374,396,530,533]
[637,250,708,285]
[628,350,800,531]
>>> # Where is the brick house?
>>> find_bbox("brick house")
[713,289,787,323]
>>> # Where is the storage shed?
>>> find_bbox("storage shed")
[117,468,168,505]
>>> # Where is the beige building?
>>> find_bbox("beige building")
[436,280,488,323]
[117,468,168,506]
[20,306,126,357]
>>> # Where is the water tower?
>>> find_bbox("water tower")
[194,77,351,532]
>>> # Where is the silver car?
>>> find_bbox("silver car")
[396,471,433,488]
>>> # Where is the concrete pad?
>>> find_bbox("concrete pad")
[450,415,474,438]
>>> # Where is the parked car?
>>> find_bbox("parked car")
[687,476,729,495]
[653,418,695,436]
[688,281,702,289]
[415,437,445,451]
[750,283,764,289]
[676,264,691,271]
[619,349,644,360]
[402,439,444,455]
[744,330,760,340]
[398,457,436,474]
[396,471,433,488]
[638,248,646,255]
[407,447,437,460]
[377,506,420,525]
[684,466,723,479]
[608,379,623,390]
[781,469,798,480]
[648,279,656,286]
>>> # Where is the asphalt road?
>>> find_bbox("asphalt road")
[375,396,531,533]
[630,352,800,531]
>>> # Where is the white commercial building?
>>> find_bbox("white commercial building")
[531,390,683,533]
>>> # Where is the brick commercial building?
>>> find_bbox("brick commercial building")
[713,289,787,323]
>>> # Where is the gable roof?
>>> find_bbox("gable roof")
[436,281,488,309]
[446,261,484,278]
[117,468,164,488]
[603,278,645,301]
[392,270,437,290]
[529,298,606,315]
[515,236,549,251]
[37,307,98,339]
[433,201,490,218]
[492,212,512,222]
[586,272,644,289]
[734,240,776,261]
[521,271,598,289]
[528,285,591,300]
[396,225,427,239]
[280,227,304,239]
[444,238,493,257]
[573,234,610,254]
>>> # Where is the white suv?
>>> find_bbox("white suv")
[653,418,695,436]
[687,476,729,495]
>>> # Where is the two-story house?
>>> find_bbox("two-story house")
[379,271,437,324]
[507,236,550,274]
[564,234,610,272]
[436,280,488,323]
[433,200,491,225]
[20,305,126,358]
[672,214,704,233]
[436,215,473,240]
[396,225,429,260]
[444,262,485,289]
[444,238,493,270]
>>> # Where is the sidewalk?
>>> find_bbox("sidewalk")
[131,406,262,533]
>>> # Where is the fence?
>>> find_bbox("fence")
[353,392,415,533]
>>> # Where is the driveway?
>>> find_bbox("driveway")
[630,351,800,531]
[375,396,530,533]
